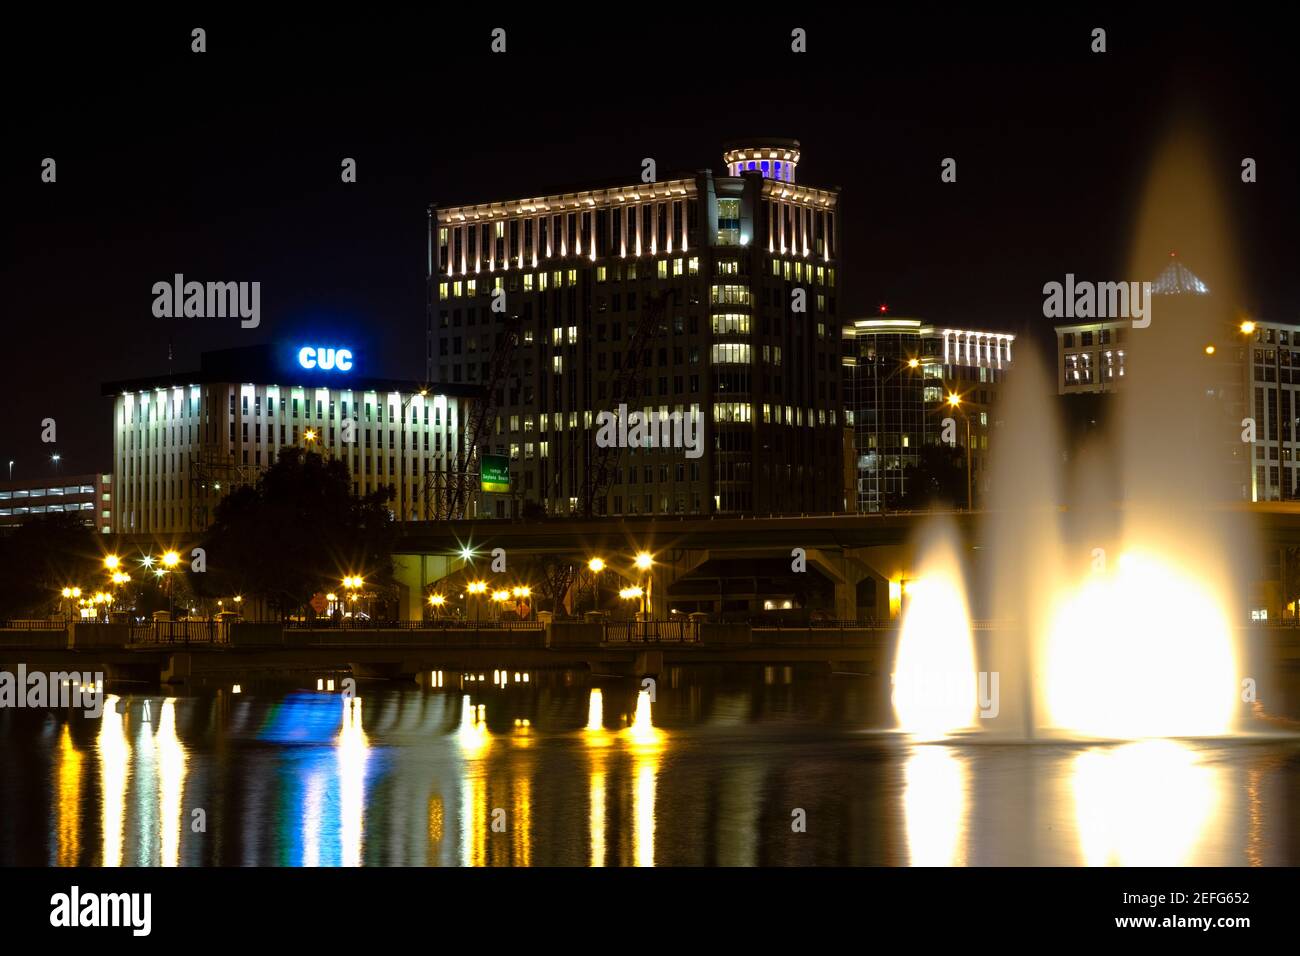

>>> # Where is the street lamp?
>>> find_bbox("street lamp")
[51,453,61,476]
[946,391,973,511]
[466,580,487,622]
[587,557,606,613]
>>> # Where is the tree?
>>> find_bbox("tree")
[890,443,968,511]
[0,514,100,619]
[187,448,397,619]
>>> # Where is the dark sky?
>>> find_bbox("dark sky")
[3,12,1297,478]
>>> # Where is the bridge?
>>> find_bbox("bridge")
[102,503,1300,623]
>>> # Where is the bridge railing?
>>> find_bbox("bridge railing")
[0,619,70,630]
[131,621,231,645]
[603,620,700,643]
[282,619,544,630]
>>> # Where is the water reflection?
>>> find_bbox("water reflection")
[155,699,187,867]
[338,697,369,867]
[903,746,969,866]
[55,724,82,866]
[6,671,1298,867]
[626,689,664,867]
[97,695,130,867]
[1071,740,1221,866]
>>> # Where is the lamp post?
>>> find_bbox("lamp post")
[587,557,605,613]
[945,392,973,511]
[633,552,654,618]
[466,580,487,623]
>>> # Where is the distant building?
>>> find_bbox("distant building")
[1052,257,1296,501]
[429,137,844,517]
[1053,258,1210,394]
[103,344,475,534]
[842,316,1014,512]
[0,474,113,533]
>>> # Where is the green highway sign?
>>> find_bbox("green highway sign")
[480,454,510,493]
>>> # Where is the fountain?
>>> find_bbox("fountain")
[894,120,1256,742]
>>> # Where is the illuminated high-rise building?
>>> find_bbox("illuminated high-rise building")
[842,316,1015,512]
[428,138,844,517]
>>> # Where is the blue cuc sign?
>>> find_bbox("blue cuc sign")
[298,346,354,372]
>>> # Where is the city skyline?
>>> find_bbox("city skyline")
[6,15,1298,477]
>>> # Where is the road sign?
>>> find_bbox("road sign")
[481,454,510,493]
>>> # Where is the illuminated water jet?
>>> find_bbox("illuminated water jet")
[892,523,978,740]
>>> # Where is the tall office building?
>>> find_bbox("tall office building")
[428,138,843,516]
[104,344,473,534]
[842,316,1015,512]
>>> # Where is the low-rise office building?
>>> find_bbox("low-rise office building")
[0,474,113,532]
[103,343,476,534]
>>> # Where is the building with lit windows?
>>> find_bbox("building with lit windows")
[428,138,843,516]
[103,344,475,534]
[0,474,113,533]
[1054,257,1209,394]
[1051,257,1299,501]
[842,316,1014,512]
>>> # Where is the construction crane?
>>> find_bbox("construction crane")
[424,315,522,520]
[580,291,670,516]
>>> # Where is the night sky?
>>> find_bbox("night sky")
[4,12,1296,478]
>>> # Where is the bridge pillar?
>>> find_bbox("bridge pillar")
[392,554,455,622]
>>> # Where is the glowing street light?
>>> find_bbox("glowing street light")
[634,552,653,571]
[1240,320,1256,335]
[588,557,605,573]
[908,357,920,369]
[1204,345,1216,355]
[103,555,120,571]
[161,550,180,569]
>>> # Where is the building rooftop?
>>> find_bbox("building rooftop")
[101,345,481,398]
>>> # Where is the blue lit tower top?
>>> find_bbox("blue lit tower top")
[722,138,801,182]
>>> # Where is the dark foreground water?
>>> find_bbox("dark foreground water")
[2,665,1299,866]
